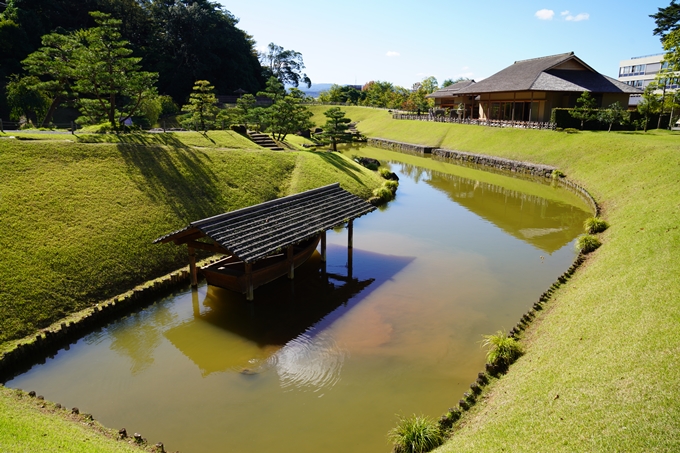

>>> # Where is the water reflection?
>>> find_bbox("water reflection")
[163,246,414,384]
[424,169,585,253]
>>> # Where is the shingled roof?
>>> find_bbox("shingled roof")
[426,79,476,98]
[457,52,640,94]
[154,183,376,263]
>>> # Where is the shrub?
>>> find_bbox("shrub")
[388,414,444,453]
[564,128,580,134]
[482,330,522,368]
[379,167,392,178]
[575,234,602,254]
[384,180,399,193]
[584,217,609,234]
[373,185,394,202]
[551,170,565,179]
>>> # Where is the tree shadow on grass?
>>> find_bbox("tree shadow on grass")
[313,151,367,186]
[116,143,224,221]
[78,132,191,148]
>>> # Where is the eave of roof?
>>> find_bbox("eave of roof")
[154,183,376,263]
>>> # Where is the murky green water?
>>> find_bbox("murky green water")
[6,148,591,453]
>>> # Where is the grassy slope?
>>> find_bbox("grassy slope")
[0,131,381,452]
[322,107,679,452]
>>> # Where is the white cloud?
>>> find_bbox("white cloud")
[386,51,400,57]
[462,66,469,70]
[535,9,554,20]
[561,10,569,16]
[565,12,589,21]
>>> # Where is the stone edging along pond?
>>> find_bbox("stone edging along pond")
[0,141,602,444]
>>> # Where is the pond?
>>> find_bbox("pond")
[6,147,592,453]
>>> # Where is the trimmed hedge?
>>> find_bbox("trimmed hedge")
[551,108,671,131]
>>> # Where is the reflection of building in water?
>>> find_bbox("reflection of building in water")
[164,247,414,383]
[394,161,590,254]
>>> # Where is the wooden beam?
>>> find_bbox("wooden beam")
[320,231,327,262]
[188,247,198,287]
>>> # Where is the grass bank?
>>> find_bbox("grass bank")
[0,131,382,451]
[316,107,679,451]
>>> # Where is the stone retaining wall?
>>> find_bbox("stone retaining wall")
[433,149,556,178]
[367,137,435,154]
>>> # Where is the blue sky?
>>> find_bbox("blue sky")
[223,0,669,88]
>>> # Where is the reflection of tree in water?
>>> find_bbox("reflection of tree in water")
[393,162,431,184]
[102,303,179,375]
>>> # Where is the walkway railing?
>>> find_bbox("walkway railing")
[392,114,555,130]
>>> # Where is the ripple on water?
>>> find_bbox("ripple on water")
[269,331,347,392]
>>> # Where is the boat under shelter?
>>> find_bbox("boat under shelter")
[154,183,376,300]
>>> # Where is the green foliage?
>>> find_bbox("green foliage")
[318,84,365,105]
[259,42,311,88]
[482,330,523,367]
[584,217,609,234]
[360,80,410,109]
[257,76,287,103]
[379,167,393,178]
[569,91,598,130]
[5,74,50,123]
[598,102,628,132]
[75,12,158,129]
[388,414,444,453]
[266,89,314,141]
[575,234,602,254]
[384,180,399,193]
[320,107,353,151]
[181,80,219,131]
[159,95,180,117]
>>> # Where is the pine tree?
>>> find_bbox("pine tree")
[182,80,219,131]
[320,107,353,151]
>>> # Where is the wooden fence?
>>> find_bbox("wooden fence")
[392,114,555,130]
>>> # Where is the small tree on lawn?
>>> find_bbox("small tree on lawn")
[182,80,219,131]
[267,88,313,141]
[570,91,598,129]
[597,102,628,132]
[320,107,352,151]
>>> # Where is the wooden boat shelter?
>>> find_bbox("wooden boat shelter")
[154,183,376,300]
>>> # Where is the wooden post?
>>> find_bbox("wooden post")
[287,245,294,279]
[191,287,200,317]
[188,247,198,287]
[348,219,354,249]
[245,263,254,301]
[320,231,327,262]
[347,246,353,280]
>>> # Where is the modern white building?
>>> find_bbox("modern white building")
[618,53,678,106]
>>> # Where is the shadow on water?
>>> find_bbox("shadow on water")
[164,245,415,376]
[115,143,224,220]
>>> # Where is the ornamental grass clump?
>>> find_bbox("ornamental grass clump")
[584,217,609,234]
[388,414,444,453]
[575,234,602,254]
[482,330,523,369]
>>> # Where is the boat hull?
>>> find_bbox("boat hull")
[201,235,321,294]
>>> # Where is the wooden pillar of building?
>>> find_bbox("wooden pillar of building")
[320,231,327,262]
[529,91,534,122]
[188,246,198,287]
[245,263,254,301]
[287,245,295,279]
[511,92,516,123]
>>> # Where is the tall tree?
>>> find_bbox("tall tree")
[71,12,157,129]
[570,91,598,129]
[17,32,77,126]
[257,76,286,103]
[650,1,680,39]
[442,77,471,88]
[320,107,352,151]
[5,74,49,124]
[259,42,311,88]
[182,80,218,131]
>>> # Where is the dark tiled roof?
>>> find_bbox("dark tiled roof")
[426,80,476,98]
[154,184,376,263]
[457,52,641,95]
